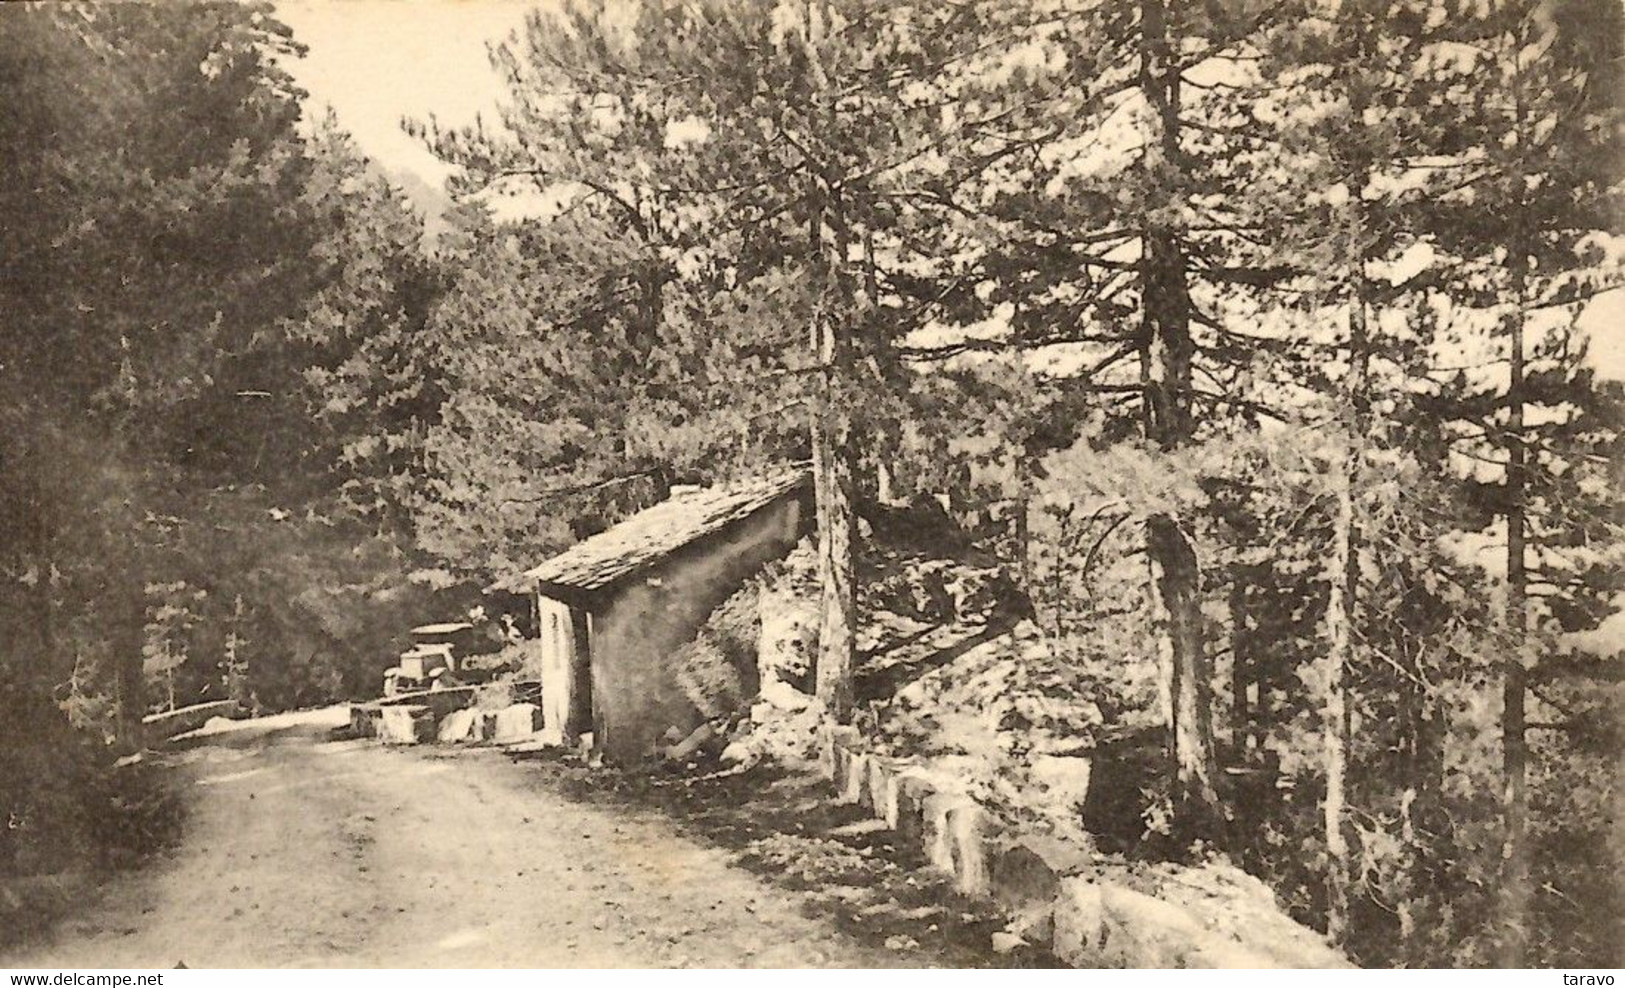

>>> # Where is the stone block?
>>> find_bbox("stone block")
[945,801,999,897]
[922,793,960,873]
[1052,878,1246,968]
[493,702,542,742]
[438,707,477,743]
[841,752,871,805]
[816,727,837,779]
[377,705,433,744]
[990,835,1094,911]
[891,775,936,848]
[1052,877,1107,966]
[866,757,901,821]
[829,742,847,790]
[348,705,377,738]
[1099,884,1213,967]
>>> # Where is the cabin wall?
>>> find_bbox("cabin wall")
[590,492,807,762]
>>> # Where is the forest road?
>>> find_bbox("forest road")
[4,709,911,968]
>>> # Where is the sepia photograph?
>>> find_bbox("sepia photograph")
[0,0,1621,972]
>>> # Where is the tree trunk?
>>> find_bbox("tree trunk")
[1499,43,1533,964]
[1147,515,1222,838]
[813,409,856,721]
[805,49,857,721]
[1325,142,1372,943]
[1323,10,1379,932]
[1138,0,1221,842]
[1500,236,1531,968]
[1324,452,1355,945]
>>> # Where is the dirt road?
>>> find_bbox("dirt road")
[3,711,920,968]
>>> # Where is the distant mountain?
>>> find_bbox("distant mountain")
[378,163,456,246]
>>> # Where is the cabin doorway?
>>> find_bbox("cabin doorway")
[537,595,592,741]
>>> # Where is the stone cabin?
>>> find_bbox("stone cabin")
[522,471,811,763]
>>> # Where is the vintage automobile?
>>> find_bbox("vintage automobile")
[381,622,473,697]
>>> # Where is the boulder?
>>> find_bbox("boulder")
[438,708,477,744]
[990,931,1027,955]
[377,705,433,744]
[891,775,936,848]
[720,739,758,766]
[349,705,378,738]
[990,834,1094,911]
[867,757,904,822]
[944,801,999,896]
[817,723,860,781]
[492,703,542,742]
[663,722,717,761]
[1029,755,1093,818]
[922,793,960,874]
[1051,874,1345,968]
[1052,878,1108,966]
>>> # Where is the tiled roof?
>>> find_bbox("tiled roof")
[524,470,808,593]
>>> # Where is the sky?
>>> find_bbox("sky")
[276,0,537,185]
[272,0,1621,380]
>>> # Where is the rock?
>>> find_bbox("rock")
[759,678,813,711]
[831,740,863,796]
[1007,902,1056,948]
[757,580,818,686]
[1051,873,1347,968]
[1099,883,1215,967]
[840,752,871,805]
[991,931,1026,954]
[348,705,378,738]
[1029,755,1093,817]
[437,708,477,743]
[377,705,433,744]
[719,739,756,765]
[922,793,959,873]
[663,722,717,761]
[891,775,936,847]
[990,834,1093,911]
[944,801,997,896]
[867,756,901,821]
[492,703,542,742]
[1052,878,1107,966]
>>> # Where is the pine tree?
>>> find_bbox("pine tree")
[1417,0,1622,961]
